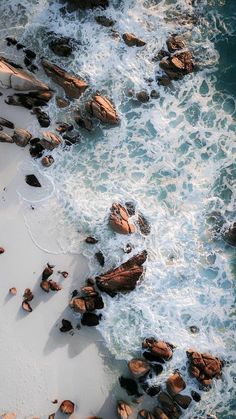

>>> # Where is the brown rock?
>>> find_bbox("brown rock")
[13,128,32,147]
[49,280,62,291]
[153,407,169,419]
[48,415,55,419]
[166,35,186,53]
[42,264,54,280]
[186,349,223,386]
[96,250,147,297]
[166,372,186,395]
[128,358,150,378]
[157,392,182,419]
[0,132,14,143]
[59,400,75,415]
[60,271,69,278]
[9,287,17,295]
[70,297,87,313]
[41,131,62,150]
[136,91,149,103]
[56,96,70,108]
[122,33,146,47]
[142,338,174,361]
[157,76,171,86]
[109,203,135,235]
[85,236,98,244]
[174,394,192,409]
[42,58,88,99]
[23,288,34,301]
[74,111,93,131]
[117,401,133,419]
[40,280,50,293]
[0,247,5,254]
[0,117,14,129]
[41,155,54,167]
[95,16,115,27]
[22,300,33,312]
[86,95,119,124]
[138,411,156,419]
[160,50,194,80]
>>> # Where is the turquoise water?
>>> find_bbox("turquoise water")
[0,0,235,417]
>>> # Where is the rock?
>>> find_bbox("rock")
[41,58,88,99]
[166,35,186,53]
[128,359,150,378]
[95,16,115,27]
[70,292,104,313]
[174,394,192,409]
[95,251,105,267]
[42,264,53,280]
[70,297,86,313]
[150,90,159,99]
[160,50,194,80]
[0,247,5,254]
[13,128,32,147]
[138,214,151,235]
[85,236,98,244]
[6,91,53,109]
[22,300,33,312]
[23,288,34,301]
[32,108,50,128]
[122,33,146,47]
[59,400,75,415]
[16,43,25,50]
[138,410,156,419]
[142,338,175,362]
[48,415,55,419]
[0,117,14,129]
[143,384,161,397]
[9,287,17,295]
[117,401,133,419]
[96,250,147,297]
[49,280,62,291]
[6,36,18,45]
[119,376,141,397]
[223,222,236,246]
[151,364,164,375]
[67,0,109,9]
[157,76,171,86]
[191,390,201,402]
[25,174,41,187]
[0,132,13,143]
[136,91,149,103]
[56,96,70,108]
[186,350,223,386]
[74,111,93,131]
[81,312,101,326]
[41,155,54,167]
[157,392,182,419]
[49,37,73,57]
[123,243,132,254]
[86,95,119,124]
[60,319,73,332]
[153,407,169,419]
[2,413,17,419]
[189,325,199,334]
[56,123,73,134]
[0,56,49,91]
[40,280,50,293]
[24,49,36,60]
[41,131,62,150]
[109,203,135,235]
[166,372,186,395]
[60,271,69,278]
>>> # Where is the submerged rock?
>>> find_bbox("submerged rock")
[186,349,223,387]
[117,401,133,419]
[25,174,41,187]
[128,358,150,378]
[223,222,236,246]
[13,128,32,147]
[81,312,101,326]
[119,376,141,397]
[95,251,105,267]
[109,203,135,235]
[0,132,14,143]
[74,110,93,131]
[122,33,146,47]
[41,58,88,99]
[96,250,147,297]
[95,15,115,27]
[85,236,98,244]
[41,155,54,167]
[60,400,75,415]
[0,56,49,91]
[166,371,186,395]
[86,95,119,124]
[142,338,175,362]
[49,37,73,57]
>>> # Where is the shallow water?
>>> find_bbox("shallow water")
[0,0,236,417]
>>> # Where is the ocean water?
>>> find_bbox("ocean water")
[0,0,235,417]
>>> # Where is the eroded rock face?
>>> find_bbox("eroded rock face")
[128,358,150,378]
[122,33,146,47]
[109,203,135,234]
[0,56,48,91]
[41,58,88,99]
[86,95,119,124]
[96,250,147,297]
[13,128,32,147]
[187,350,223,387]
[117,401,133,419]
[142,338,175,362]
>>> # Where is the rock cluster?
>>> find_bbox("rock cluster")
[187,349,223,387]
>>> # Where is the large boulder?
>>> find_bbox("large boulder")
[109,203,135,234]
[142,338,175,362]
[122,33,146,47]
[166,372,186,395]
[13,128,32,147]
[40,131,62,150]
[186,349,223,387]
[0,56,49,91]
[86,95,119,124]
[96,250,147,297]
[128,358,150,378]
[41,58,88,99]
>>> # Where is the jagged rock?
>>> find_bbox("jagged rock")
[191,390,201,402]
[74,110,93,131]
[25,174,41,187]
[0,247,5,254]
[117,401,133,419]
[67,0,109,9]
[0,56,49,91]
[41,155,54,167]
[41,58,88,99]
[128,359,150,378]
[223,222,236,246]
[174,394,192,409]
[96,250,147,297]
[6,91,53,109]
[157,392,182,419]
[160,50,194,80]
[95,251,105,267]
[60,319,73,332]
[86,95,119,124]
[166,372,186,395]
[42,264,53,280]
[138,410,156,419]
[109,203,135,235]
[32,107,50,128]
[13,128,32,147]
[136,91,149,103]
[40,131,62,150]
[85,236,98,244]
[153,407,169,419]
[49,37,73,57]
[95,16,115,27]
[119,376,141,397]
[122,33,146,47]
[40,280,50,293]
[60,400,75,414]
[0,117,14,129]
[186,350,223,387]
[81,312,101,326]
[142,338,174,362]
[0,132,14,143]
[56,96,70,108]
[166,35,186,53]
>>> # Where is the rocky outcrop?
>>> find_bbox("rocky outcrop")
[41,58,88,99]
[0,56,49,91]
[109,203,135,234]
[13,128,32,147]
[86,95,119,124]
[160,35,194,80]
[95,15,115,27]
[122,33,146,47]
[40,131,62,150]
[96,250,147,297]
[142,338,175,362]
[117,401,133,419]
[167,35,186,53]
[187,349,223,387]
